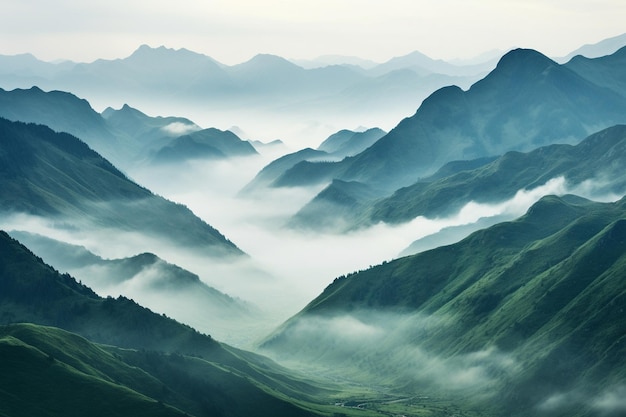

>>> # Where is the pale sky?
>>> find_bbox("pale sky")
[1,0,625,64]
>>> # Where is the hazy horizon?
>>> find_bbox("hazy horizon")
[2,1,625,65]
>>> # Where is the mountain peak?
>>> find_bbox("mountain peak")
[494,48,557,74]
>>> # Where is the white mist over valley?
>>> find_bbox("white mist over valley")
[2,3,626,416]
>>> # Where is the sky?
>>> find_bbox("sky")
[2,0,625,65]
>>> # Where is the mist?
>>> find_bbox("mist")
[2,133,622,349]
[259,309,521,401]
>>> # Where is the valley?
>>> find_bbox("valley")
[1,31,626,417]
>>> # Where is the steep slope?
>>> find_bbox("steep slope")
[261,195,626,416]
[365,124,626,224]
[241,128,386,195]
[0,118,241,257]
[7,231,253,341]
[316,127,386,158]
[0,86,121,163]
[288,180,385,230]
[239,148,329,194]
[0,231,332,417]
[281,48,626,192]
[101,103,201,159]
[0,324,186,417]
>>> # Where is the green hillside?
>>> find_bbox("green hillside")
[0,324,186,417]
[262,195,626,416]
[0,117,241,256]
[0,231,338,417]
[366,124,626,224]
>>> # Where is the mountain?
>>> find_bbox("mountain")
[261,195,626,416]
[102,103,201,159]
[7,231,253,341]
[151,127,258,163]
[316,127,386,158]
[289,156,497,231]
[368,49,497,78]
[239,148,329,194]
[241,128,386,195]
[288,180,385,231]
[558,32,626,62]
[0,231,332,417]
[276,48,626,194]
[364,124,626,225]
[0,118,241,257]
[0,45,488,140]
[0,86,121,163]
[56,44,233,101]
[293,123,626,232]
[565,45,626,99]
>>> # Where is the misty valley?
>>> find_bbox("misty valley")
[1,39,626,417]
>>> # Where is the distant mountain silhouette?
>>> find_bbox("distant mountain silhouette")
[152,127,258,163]
[275,48,626,193]
[557,32,626,62]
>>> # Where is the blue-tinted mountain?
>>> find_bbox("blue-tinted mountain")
[558,32,626,62]
[152,127,258,163]
[0,118,241,256]
[565,45,626,98]
[0,45,488,135]
[279,48,626,193]
[0,86,120,161]
[368,49,497,77]
[241,128,386,195]
[239,148,329,194]
[316,127,386,157]
[366,124,626,224]
[288,179,385,230]
[102,103,201,157]
[261,195,626,416]
[57,45,233,100]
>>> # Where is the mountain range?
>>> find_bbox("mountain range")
[267,47,626,195]
[262,194,626,416]
[7,231,254,342]
[0,44,492,140]
[292,124,626,232]
[0,87,258,169]
[240,128,386,194]
[2,35,626,417]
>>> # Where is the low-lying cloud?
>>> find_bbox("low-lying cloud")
[3,143,623,349]
[261,310,520,398]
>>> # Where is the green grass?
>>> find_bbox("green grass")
[0,325,185,417]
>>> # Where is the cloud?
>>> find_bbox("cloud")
[262,310,519,397]
[160,121,200,136]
